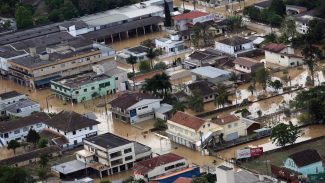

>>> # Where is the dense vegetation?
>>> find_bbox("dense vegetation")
[0,0,139,29]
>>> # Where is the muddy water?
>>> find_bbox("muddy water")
[110,31,168,51]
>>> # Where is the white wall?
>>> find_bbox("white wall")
[221,120,247,141]
[0,95,27,112]
[128,99,162,123]
[215,42,235,55]
[146,159,188,179]
[234,64,252,73]
[265,50,303,67]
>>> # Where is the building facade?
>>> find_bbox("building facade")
[173,11,215,31]
[264,43,303,67]
[51,72,116,103]
[212,115,247,141]
[0,91,27,115]
[215,36,254,57]
[155,34,185,53]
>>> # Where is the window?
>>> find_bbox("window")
[281,55,285,58]
[91,87,95,90]
[138,108,141,110]
[75,91,79,94]
[89,126,93,130]
[125,155,133,161]
[74,140,78,145]
[23,127,28,132]
[141,106,148,109]
[202,125,205,128]
[176,162,185,167]
[124,148,132,154]
[105,82,110,87]
[165,165,175,171]
[36,123,42,128]
[84,89,87,92]
[73,131,76,135]
[4,133,8,138]
[87,57,90,61]
[228,124,231,128]
[14,129,20,134]
[115,77,118,80]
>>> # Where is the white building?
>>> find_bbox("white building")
[133,153,188,181]
[44,110,99,149]
[155,34,185,53]
[52,133,152,179]
[294,10,320,34]
[4,99,40,118]
[264,43,303,67]
[109,92,171,124]
[166,111,222,150]
[215,36,254,57]
[0,112,50,147]
[0,45,28,76]
[173,11,215,31]
[191,66,231,84]
[233,57,264,74]
[211,115,247,141]
[118,46,149,62]
[0,91,27,115]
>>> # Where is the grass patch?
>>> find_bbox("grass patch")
[241,137,325,174]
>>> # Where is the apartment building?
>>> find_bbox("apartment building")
[0,112,50,147]
[50,72,116,103]
[8,38,115,89]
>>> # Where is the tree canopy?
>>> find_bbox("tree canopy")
[141,73,172,98]
[0,166,33,183]
[7,140,20,154]
[26,129,40,145]
[15,6,33,29]
[270,122,301,148]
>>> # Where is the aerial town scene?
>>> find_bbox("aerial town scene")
[0,0,325,182]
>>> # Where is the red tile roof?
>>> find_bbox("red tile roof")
[233,57,261,67]
[264,43,288,53]
[169,111,206,131]
[133,153,185,175]
[212,115,239,125]
[173,11,209,21]
[173,177,192,183]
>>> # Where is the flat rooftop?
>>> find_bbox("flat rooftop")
[79,3,163,27]
[4,99,39,113]
[134,141,152,155]
[191,66,231,78]
[52,72,110,89]
[85,133,131,149]
[0,45,27,58]
[0,91,24,100]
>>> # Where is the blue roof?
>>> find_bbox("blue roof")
[191,66,231,78]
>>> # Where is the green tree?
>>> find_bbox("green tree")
[100,180,112,183]
[280,17,297,43]
[188,91,204,112]
[7,140,20,154]
[26,129,40,146]
[270,0,286,16]
[35,16,49,25]
[39,153,49,168]
[229,72,239,106]
[269,79,283,91]
[0,166,34,183]
[205,173,217,183]
[154,119,167,131]
[37,138,48,148]
[256,68,270,91]
[172,99,187,114]
[138,61,151,73]
[146,48,158,69]
[126,55,137,91]
[38,167,47,180]
[215,84,230,108]
[192,176,209,183]
[226,15,242,32]
[302,44,322,86]
[164,0,171,27]
[270,122,301,148]
[154,62,167,70]
[15,6,33,29]
[248,84,255,96]
[141,73,172,98]
[60,0,79,20]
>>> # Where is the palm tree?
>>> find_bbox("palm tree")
[215,84,230,108]
[172,99,187,114]
[188,90,204,112]
[229,72,239,106]
[146,48,158,69]
[248,84,255,96]
[126,55,137,91]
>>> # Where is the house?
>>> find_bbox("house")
[183,49,227,69]
[155,34,186,53]
[0,112,50,147]
[109,92,163,123]
[0,91,27,115]
[92,62,128,92]
[50,72,116,103]
[0,146,61,167]
[253,0,271,10]
[216,165,274,183]
[191,66,230,84]
[118,46,149,62]
[186,80,216,103]
[211,115,247,141]
[286,5,307,15]
[294,10,321,34]
[43,110,100,149]
[284,149,324,176]
[52,133,152,179]
[233,57,264,74]
[264,43,303,67]
[133,153,189,181]
[166,111,222,150]
[215,36,255,57]
[4,99,40,117]
[173,10,215,31]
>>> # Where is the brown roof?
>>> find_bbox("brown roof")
[40,129,69,145]
[0,91,24,100]
[170,111,206,131]
[212,115,239,125]
[173,177,192,183]
[0,146,61,166]
[134,153,185,175]
[173,11,209,21]
[264,43,287,53]
[109,92,159,110]
[44,110,99,132]
[188,80,215,96]
[0,112,50,133]
[233,57,262,67]
[289,149,322,167]
[217,36,252,46]
[134,70,163,83]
